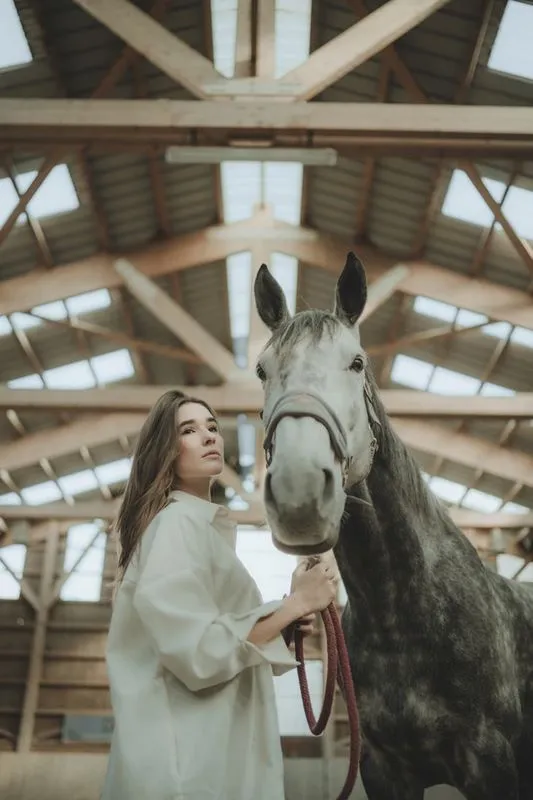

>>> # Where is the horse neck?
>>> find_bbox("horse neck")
[335,378,443,621]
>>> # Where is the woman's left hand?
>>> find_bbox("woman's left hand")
[295,611,316,637]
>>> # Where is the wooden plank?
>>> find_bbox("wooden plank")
[2,98,533,140]
[114,258,245,382]
[0,388,532,417]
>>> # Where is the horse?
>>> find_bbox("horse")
[253,252,533,799]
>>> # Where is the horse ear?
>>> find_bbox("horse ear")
[334,251,367,326]
[254,263,291,331]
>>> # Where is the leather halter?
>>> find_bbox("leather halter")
[262,383,381,484]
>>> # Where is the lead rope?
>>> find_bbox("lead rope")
[284,603,361,799]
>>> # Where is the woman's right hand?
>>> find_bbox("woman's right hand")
[291,559,337,614]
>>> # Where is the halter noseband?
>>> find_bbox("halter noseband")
[261,383,381,487]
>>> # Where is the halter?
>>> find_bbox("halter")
[261,382,381,487]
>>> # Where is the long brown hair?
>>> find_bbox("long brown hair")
[113,390,216,587]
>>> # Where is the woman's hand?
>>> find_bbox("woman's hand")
[289,557,337,614]
[295,611,316,637]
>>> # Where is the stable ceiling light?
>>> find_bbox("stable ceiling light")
[165,146,338,166]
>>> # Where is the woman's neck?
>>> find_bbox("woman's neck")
[176,479,212,502]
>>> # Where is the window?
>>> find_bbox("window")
[0,492,21,505]
[57,469,99,498]
[441,169,533,239]
[427,476,466,505]
[7,348,135,390]
[0,164,79,228]
[428,367,480,396]
[20,480,62,506]
[236,526,297,602]
[0,0,32,71]
[60,523,106,602]
[390,354,434,390]
[461,488,501,514]
[0,544,27,600]
[94,458,132,486]
[0,289,112,339]
[488,1,533,81]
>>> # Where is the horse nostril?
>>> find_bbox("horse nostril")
[322,468,334,501]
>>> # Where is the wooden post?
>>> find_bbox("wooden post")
[17,524,60,752]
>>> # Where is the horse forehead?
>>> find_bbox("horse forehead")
[276,328,353,370]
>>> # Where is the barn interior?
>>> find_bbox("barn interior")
[0,0,533,797]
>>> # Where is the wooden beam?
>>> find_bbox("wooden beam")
[0,413,147,472]
[2,214,533,332]
[395,418,533,489]
[256,0,276,78]
[71,0,225,99]
[3,99,533,149]
[234,0,253,78]
[1,388,532,417]
[114,258,245,382]
[359,265,410,323]
[1,501,530,531]
[17,525,59,752]
[280,0,452,100]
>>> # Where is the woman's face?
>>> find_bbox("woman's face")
[176,402,224,483]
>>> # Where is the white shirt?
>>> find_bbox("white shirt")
[101,490,298,800]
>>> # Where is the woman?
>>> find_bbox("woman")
[102,390,337,800]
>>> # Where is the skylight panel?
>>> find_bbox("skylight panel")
[210,0,237,78]
[275,0,312,77]
[17,164,79,220]
[511,326,533,348]
[66,289,112,316]
[462,489,501,513]
[0,0,32,71]
[0,544,27,600]
[455,309,487,327]
[479,382,515,397]
[501,501,529,514]
[413,296,457,323]
[7,373,44,389]
[429,476,466,504]
[483,321,512,339]
[488,1,533,81]
[60,522,106,602]
[32,300,68,320]
[10,312,40,331]
[441,170,505,228]
[442,168,533,239]
[390,354,434,390]
[264,162,303,225]
[270,252,298,315]
[0,316,11,336]
[20,480,62,506]
[94,458,131,486]
[221,162,261,223]
[226,251,252,340]
[237,415,256,468]
[428,367,481,396]
[0,492,21,505]
[0,164,79,227]
[92,349,135,384]
[44,360,96,390]
[58,469,99,497]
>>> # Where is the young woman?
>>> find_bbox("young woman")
[101,390,337,800]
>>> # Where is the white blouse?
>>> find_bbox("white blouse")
[101,490,298,800]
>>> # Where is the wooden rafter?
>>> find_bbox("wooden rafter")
[280,0,453,100]
[2,214,532,332]
[70,0,225,98]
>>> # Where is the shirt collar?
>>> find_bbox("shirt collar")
[170,490,232,526]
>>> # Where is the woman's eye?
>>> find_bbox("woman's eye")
[256,364,267,382]
[209,426,219,434]
[182,428,194,435]
[349,356,365,373]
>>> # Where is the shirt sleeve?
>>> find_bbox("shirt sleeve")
[132,506,298,692]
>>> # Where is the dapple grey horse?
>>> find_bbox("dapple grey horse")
[254,252,533,799]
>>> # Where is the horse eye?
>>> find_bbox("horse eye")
[349,356,364,373]
[256,364,267,382]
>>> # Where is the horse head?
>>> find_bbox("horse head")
[254,252,379,556]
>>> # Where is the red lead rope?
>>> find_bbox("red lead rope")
[290,603,361,799]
